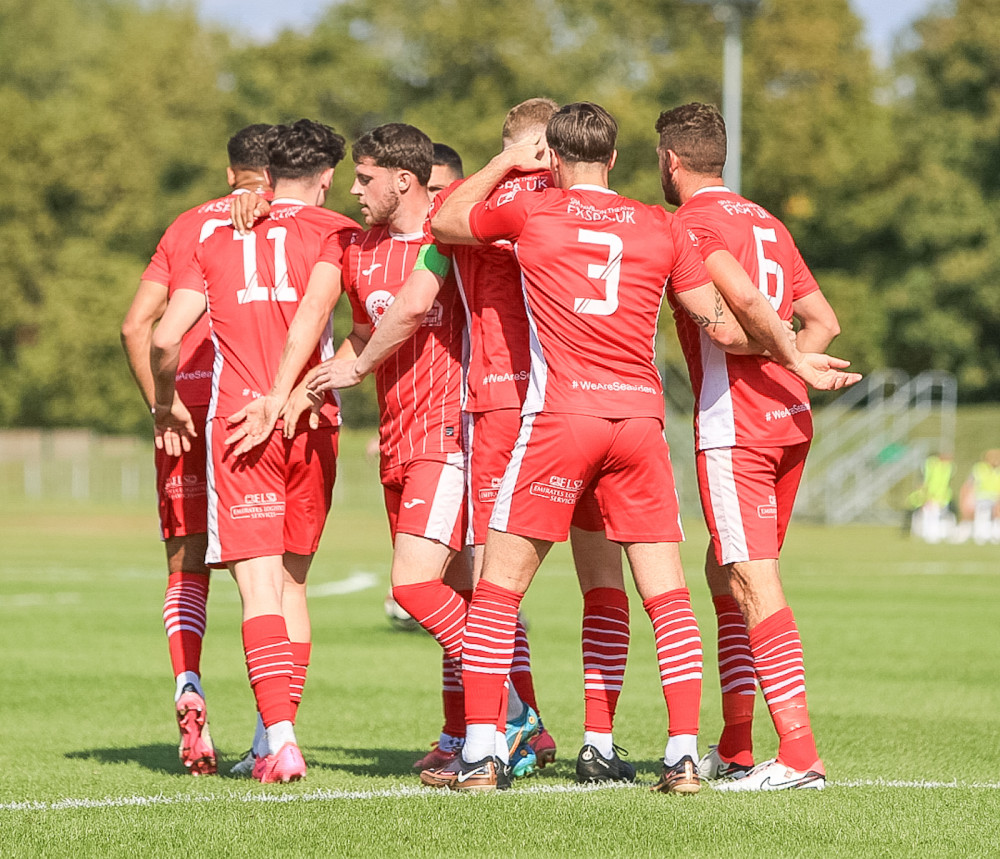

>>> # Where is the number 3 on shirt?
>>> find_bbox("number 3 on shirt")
[752,225,784,310]
[235,227,296,304]
[574,229,622,316]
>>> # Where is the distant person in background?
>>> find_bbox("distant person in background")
[957,449,1000,544]
[907,453,956,543]
[120,123,273,776]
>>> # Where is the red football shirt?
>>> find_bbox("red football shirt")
[434,171,553,413]
[175,199,359,427]
[469,185,710,421]
[343,225,465,467]
[142,193,266,407]
[674,187,820,449]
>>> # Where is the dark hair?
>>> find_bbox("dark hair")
[545,102,617,164]
[352,123,433,186]
[227,123,274,170]
[432,142,464,178]
[502,97,559,144]
[655,103,727,176]
[265,119,347,181]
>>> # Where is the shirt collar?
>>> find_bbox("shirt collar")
[692,185,730,197]
[570,184,616,195]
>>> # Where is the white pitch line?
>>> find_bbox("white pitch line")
[0,592,81,609]
[4,777,999,812]
[309,572,379,597]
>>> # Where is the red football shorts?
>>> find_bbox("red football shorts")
[382,453,466,552]
[490,413,683,543]
[156,406,209,540]
[205,417,338,565]
[469,409,606,543]
[696,441,810,565]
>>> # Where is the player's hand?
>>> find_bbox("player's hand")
[225,394,282,455]
[794,353,863,391]
[500,134,549,173]
[153,394,196,457]
[231,192,270,235]
[280,381,325,439]
[306,357,365,394]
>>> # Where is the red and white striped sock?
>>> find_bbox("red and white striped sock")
[510,616,540,714]
[581,587,630,733]
[713,594,756,766]
[461,580,522,760]
[393,580,469,738]
[750,606,820,772]
[643,588,702,737]
[289,641,311,722]
[241,614,294,728]
[163,571,209,691]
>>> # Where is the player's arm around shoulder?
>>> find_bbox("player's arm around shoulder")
[432,138,548,245]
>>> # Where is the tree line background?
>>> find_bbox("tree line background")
[2,0,998,435]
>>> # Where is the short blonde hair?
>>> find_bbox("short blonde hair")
[502,97,559,146]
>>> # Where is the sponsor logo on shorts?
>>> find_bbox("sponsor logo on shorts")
[403,498,427,510]
[162,474,206,500]
[757,494,777,519]
[529,475,583,505]
[231,491,284,520]
[478,477,502,504]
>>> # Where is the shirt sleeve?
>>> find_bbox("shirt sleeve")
[789,244,820,300]
[468,189,534,244]
[142,215,195,287]
[173,248,207,296]
[318,225,361,270]
[667,214,712,294]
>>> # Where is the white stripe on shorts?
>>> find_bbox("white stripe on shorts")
[704,447,749,565]
[424,452,466,545]
[489,412,536,533]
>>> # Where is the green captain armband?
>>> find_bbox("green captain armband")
[413,243,451,279]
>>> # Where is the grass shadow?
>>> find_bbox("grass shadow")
[66,743,183,776]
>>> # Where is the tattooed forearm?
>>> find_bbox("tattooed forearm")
[685,288,726,329]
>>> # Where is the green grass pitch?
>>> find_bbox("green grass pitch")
[2,443,999,857]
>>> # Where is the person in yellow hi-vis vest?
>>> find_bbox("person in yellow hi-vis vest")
[907,453,956,543]
[958,450,1000,545]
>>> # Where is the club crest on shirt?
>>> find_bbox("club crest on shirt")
[366,290,395,327]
